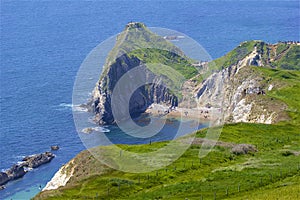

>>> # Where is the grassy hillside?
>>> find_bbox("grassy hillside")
[34,122,300,200]
[128,48,198,80]
[34,66,300,199]
[100,22,198,81]
[202,41,300,81]
[211,41,260,69]
[273,45,300,70]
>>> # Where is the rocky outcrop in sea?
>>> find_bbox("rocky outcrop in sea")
[0,152,55,187]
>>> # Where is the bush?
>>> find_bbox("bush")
[281,150,293,157]
[231,144,257,155]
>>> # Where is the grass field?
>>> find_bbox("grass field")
[34,119,300,199]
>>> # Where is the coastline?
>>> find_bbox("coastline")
[145,103,221,121]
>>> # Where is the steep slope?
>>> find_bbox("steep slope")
[89,22,198,124]
[196,41,299,124]
[205,41,300,73]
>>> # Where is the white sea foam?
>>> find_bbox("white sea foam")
[93,127,110,133]
[72,105,88,112]
[24,167,33,172]
[81,126,110,134]
[17,161,25,165]
[16,155,26,160]
[59,103,73,108]
[57,103,88,112]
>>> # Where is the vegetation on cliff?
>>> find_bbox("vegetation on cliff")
[100,22,195,81]
[202,41,300,80]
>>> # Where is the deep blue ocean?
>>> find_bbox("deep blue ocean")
[1,1,299,199]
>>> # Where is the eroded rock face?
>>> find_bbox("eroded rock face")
[88,22,186,125]
[0,172,10,185]
[6,164,27,180]
[22,152,55,168]
[90,54,178,125]
[42,160,75,191]
[196,47,286,124]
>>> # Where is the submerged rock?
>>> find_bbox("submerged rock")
[81,127,93,134]
[51,145,59,151]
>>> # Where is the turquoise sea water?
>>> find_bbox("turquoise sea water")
[0,1,299,199]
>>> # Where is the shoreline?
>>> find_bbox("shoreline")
[145,103,222,121]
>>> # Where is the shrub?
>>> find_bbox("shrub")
[281,150,293,157]
[231,144,257,155]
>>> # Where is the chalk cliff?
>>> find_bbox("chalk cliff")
[89,23,299,125]
[196,41,298,123]
[89,22,196,124]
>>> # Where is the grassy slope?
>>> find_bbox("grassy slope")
[100,23,198,81]
[227,175,300,200]
[128,48,198,80]
[201,41,261,80]
[34,122,300,200]
[35,67,300,199]
[273,44,300,70]
[201,41,300,82]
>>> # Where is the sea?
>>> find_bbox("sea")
[0,1,299,199]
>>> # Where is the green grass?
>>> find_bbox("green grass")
[35,94,300,200]
[200,42,300,83]
[100,23,190,81]
[34,120,300,199]
[202,41,261,79]
[276,43,290,56]
[128,48,198,80]
[273,45,300,70]
[227,175,300,200]
[252,67,300,123]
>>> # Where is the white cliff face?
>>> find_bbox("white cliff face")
[232,99,252,122]
[43,160,75,191]
[196,47,279,124]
